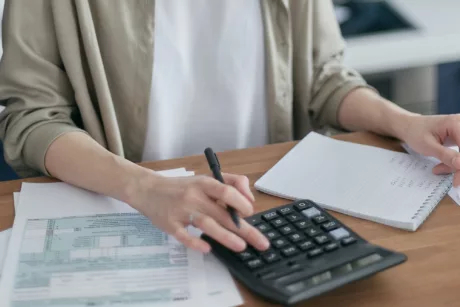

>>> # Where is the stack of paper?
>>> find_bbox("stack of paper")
[0,229,11,277]
[0,168,243,307]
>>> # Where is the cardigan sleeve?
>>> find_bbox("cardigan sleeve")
[0,0,85,177]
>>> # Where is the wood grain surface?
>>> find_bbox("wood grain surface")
[1,132,459,306]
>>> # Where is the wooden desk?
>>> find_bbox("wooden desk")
[1,131,460,307]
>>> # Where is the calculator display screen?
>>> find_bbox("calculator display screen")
[307,253,383,286]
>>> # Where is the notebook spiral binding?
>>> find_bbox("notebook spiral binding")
[411,174,453,221]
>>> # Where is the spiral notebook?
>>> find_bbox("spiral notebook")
[255,132,453,231]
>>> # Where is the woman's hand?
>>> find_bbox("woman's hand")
[400,114,460,185]
[130,172,270,254]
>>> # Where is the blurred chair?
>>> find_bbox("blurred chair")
[0,141,18,181]
[335,1,415,38]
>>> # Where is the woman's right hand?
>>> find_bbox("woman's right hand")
[129,172,271,254]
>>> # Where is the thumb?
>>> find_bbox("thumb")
[222,173,255,202]
[426,139,460,170]
[432,163,454,175]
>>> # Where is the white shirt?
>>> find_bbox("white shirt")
[142,0,267,161]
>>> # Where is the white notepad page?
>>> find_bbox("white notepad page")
[255,132,452,231]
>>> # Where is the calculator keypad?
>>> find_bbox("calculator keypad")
[246,258,264,270]
[294,220,310,229]
[313,215,328,224]
[286,213,303,222]
[281,246,300,257]
[288,232,305,243]
[256,223,271,232]
[240,201,358,274]
[201,200,406,306]
[304,227,322,237]
[265,230,281,240]
[262,250,281,263]
[279,225,295,235]
[294,202,311,211]
[271,218,288,228]
[273,238,289,249]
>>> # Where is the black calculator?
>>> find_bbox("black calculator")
[201,199,407,306]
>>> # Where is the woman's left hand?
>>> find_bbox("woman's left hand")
[401,114,460,186]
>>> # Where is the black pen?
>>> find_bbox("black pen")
[204,147,240,228]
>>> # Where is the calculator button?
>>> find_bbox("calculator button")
[281,246,300,257]
[255,223,271,233]
[273,270,308,285]
[304,227,322,237]
[246,216,262,225]
[314,234,331,245]
[246,258,264,270]
[271,218,288,228]
[265,230,280,240]
[301,207,321,218]
[259,271,278,280]
[341,236,357,246]
[272,238,289,249]
[288,232,305,243]
[313,215,328,224]
[324,242,339,252]
[285,281,307,293]
[279,225,295,235]
[297,240,315,251]
[294,202,311,211]
[262,251,280,264]
[294,220,310,230]
[307,248,324,258]
[329,227,350,240]
[286,213,303,222]
[237,250,255,261]
[277,207,293,216]
[262,211,279,221]
[321,221,339,232]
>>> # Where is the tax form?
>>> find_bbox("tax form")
[0,228,11,279]
[0,169,243,307]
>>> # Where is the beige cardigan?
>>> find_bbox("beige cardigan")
[0,0,368,178]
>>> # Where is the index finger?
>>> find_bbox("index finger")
[222,173,255,202]
[232,219,270,251]
[209,205,270,251]
[199,177,254,216]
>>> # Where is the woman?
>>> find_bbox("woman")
[1,0,459,254]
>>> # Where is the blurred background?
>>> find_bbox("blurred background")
[334,0,460,116]
[0,0,459,180]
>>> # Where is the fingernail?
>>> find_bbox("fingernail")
[235,238,246,251]
[260,237,270,250]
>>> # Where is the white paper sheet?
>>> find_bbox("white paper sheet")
[0,169,242,307]
[0,193,18,281]
[401,143,460,206]
[0,228,11,278]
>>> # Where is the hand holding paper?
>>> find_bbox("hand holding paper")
[401,143,460,206]
[398,115,460,186]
